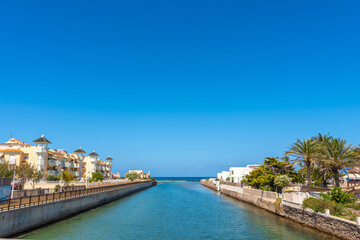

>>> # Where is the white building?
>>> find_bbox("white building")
[217,171,231,181]
[216,165,259,183]
[229,165,259,183]
[229,164,259,183]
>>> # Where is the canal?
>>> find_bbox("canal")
[20,182,335,239]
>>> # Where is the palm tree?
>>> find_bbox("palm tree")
[312,133,332,144]
[286,138,319,186]
[312,133,333,188]
[321,138,358,187]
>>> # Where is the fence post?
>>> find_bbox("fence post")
[357,217,360,225]
[38,195,40,205]
[19,197,22,208]
[325,209,330,216]
[8,199,10,211]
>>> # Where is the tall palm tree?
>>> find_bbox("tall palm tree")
[312,133,333,188]
[321,138,358,187]
[286,139,319,186]
[312,133,332,144]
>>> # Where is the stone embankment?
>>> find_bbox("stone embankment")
[201,180,360,240]
[0,181,156,238]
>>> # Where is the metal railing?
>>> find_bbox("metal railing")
[0,180,151,212]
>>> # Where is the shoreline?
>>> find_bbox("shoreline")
[201,180,359,240]
[0,181,156,238]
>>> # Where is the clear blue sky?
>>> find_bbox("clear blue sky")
[1,1,360,177]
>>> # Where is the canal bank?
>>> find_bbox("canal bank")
[21,182,333,240]
[0,181,155,238]
[201,180,360,240]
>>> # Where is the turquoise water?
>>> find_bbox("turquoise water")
[21,183,335,240]
[155,177,212,181]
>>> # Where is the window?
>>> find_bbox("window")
[9,155,16,164]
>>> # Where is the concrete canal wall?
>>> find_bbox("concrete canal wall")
[0,181,154,237]
[201,180,360,240]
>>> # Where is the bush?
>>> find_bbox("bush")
[46,174,60,181]
[303,197,344,216]
[321,187,357,204]
[54,184,60,192]
[89,172,103,182]
[344,202,360,210]
[150,177,157,182]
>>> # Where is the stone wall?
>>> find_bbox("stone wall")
[0,181,154,237]
[201,181,360,240]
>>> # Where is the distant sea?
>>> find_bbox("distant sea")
[154,177,214,182]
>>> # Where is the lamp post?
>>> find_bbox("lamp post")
[11,166,16,199]
[60,169,64,192]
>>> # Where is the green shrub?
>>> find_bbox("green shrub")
[54,184,60,192]
[150,177,157,182]
[321,187,357,204]
[46,174,60,181]
[303,197,344,216]
[344,202,360,210]
[89,172,103,182]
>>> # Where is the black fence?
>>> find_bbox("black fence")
[61,185,86,192]
[0,180,151,212]
[13,189,51,198]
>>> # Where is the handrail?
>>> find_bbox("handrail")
[0,180,152,212]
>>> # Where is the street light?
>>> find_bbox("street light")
[10,166,16,199]
[60,169,64,192]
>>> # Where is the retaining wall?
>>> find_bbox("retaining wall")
[0,181,154,237]
[201,180,360,240]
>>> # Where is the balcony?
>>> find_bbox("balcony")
[56,161,65,167]
[73,172,79,177]
[74,163,80,168]
[65,162,73,168]
[47,160,56,166]
[35,146,47,154]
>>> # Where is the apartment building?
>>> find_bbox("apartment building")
[0,136,113,181]
[82,151,113,180]
[125,170,150,179]
[0,136,51,172]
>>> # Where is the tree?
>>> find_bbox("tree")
[242,157,301,190]
[61,171,74,186]
[17,164,33,186]
[126,172,139,181]
[321,138,358,187]
[274,175,292,193]
[312,133,333,188]
[286,139,319,186]
[90,172,103,182]
[30,169,44,189]
[0,163,14,178]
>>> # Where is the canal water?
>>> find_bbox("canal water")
[21,182,335,240]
